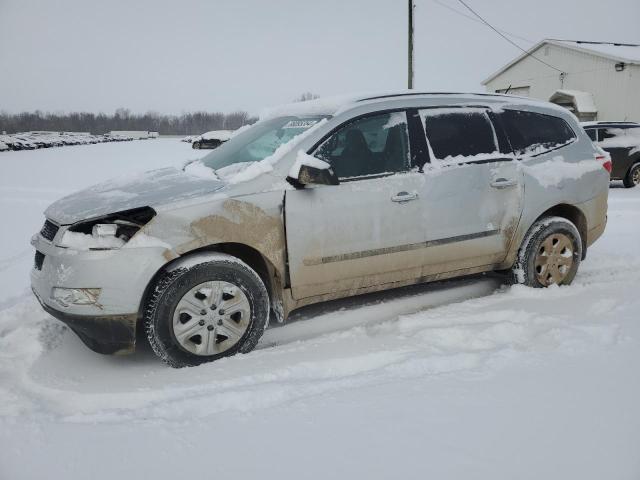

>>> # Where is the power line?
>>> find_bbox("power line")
[455,0,565,74]
[431,0,535,45]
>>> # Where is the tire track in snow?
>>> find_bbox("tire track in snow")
[5,263,630,424]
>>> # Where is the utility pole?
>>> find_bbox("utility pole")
[408,0,414,89]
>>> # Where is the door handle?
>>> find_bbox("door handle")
[391,191,419,203]
[490,178,517,189]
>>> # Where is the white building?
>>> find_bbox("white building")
[482,39,640,122]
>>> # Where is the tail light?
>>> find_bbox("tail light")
[595,151,612,174]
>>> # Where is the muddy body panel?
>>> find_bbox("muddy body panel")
[285,161,523,300]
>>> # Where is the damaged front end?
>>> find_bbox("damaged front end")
[35,292,137,355]
[30,206,174,355]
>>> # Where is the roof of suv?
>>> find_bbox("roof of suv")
[581,121,640,128]
[260,91,563,121]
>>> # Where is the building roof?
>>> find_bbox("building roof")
[553,40,640,63]
[482,39,640,85]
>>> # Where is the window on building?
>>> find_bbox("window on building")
[314,112,410,179]
[420,109,498,161]
[498,109,577,156]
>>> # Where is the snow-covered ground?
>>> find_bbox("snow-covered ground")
[1,139,639,479]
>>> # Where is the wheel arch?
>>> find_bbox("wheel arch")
[138,242,286,328]
[625,157,640,181]
[539,204,588,259]
[512,203,587,265]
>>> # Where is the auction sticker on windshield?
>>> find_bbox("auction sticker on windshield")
[282,120,319,129]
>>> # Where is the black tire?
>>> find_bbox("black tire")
[623,163,640,188]
[144,253,270,368]
[511,216,582,288]
[192,141,200,150]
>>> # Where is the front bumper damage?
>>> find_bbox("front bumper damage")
[34,290,137,354]
[30,224,170,355]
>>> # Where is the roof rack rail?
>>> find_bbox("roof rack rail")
[356,92,510,102]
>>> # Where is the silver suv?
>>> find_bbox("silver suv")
[31,92,610,367]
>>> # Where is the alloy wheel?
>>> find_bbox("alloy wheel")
[534,233,575,286]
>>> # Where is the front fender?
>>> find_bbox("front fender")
[143,191,287,280]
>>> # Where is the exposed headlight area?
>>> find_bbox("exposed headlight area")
[57,206,156,251]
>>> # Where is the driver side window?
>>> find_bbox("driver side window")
[314,112,410,179]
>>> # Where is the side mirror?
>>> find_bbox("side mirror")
[287,153,339,188]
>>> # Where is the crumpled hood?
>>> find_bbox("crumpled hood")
[45,167,226,224]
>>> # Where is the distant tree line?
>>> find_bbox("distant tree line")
[0,108,258,135]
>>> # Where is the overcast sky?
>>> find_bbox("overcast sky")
[1,0,638,116]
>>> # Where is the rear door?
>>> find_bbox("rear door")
[414,107,524,270]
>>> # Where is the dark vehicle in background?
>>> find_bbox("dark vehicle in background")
[192,130,234,149]
[582,122,640,187]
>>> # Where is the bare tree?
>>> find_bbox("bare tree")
[0,109,258,135]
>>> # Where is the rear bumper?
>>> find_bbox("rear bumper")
[33,288,137,354]
[582,190,609,248]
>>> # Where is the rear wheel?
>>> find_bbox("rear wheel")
[623,163,640,188]
[144,253,270,368]
[511,216,582,287]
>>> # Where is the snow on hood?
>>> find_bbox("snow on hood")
[45,167,225,224]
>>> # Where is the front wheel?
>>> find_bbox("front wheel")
[192,141,201,149]
[623,163,640,188]
[144,253,270,368]
[511,216,582,287]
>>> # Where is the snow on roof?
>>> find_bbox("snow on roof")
[259,93,364,120]
[551,40,640,63]
[482,39,640,85]
[549,89,597,113]
[259,90,563,121]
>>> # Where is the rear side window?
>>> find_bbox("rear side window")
[499,109,576,156]
[585,129,597,141]
[420,109,498,162]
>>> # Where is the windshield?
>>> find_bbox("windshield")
[200,116,326,171]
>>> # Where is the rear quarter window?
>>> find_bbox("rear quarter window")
[420,109,499,162]
[499,109,576,156]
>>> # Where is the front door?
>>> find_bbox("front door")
[285,111,428,300]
